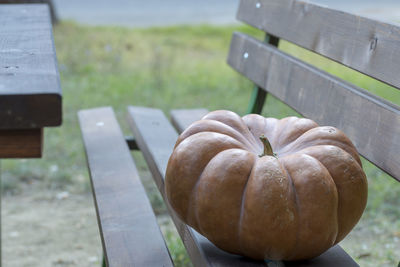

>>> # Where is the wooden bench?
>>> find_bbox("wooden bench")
[78,0,400,266]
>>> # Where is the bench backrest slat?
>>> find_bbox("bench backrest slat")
[228,32,400,182]
[237,0,400,90]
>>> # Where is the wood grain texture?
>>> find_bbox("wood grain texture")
[126,106,357,266]
[247,34,279,114]
[237,0,400,89]
[284,246,358,267]
[0,4,61,129]
[228,32,400,182]
[0,128,42,158]
[78,107,173,267]
[170,108,209,133]
[0,1,57,22]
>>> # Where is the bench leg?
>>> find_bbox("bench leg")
[247,86,267,114]
[0,161,2,267]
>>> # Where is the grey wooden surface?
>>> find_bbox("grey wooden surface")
[0,1,57,22]
[78,107,173,267]
[228,32,400,182]
[127,106,358,266]
[170,108,209,133]
[0,4,61,129]
[237,0,400,90]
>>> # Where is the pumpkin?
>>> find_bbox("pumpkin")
[165,110,367,261]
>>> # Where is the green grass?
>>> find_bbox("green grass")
[2,22,400,266]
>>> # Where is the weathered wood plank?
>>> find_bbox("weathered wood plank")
[228,32,400,182]
[0,1,57,23]
[127,106,358,266]
[247,34,279,114]
[284,246,358,267]
[170,108,209,133]
[237,0,400,89]
[0,128,42,158]
[78,107,173,267]
[0,4,61,129]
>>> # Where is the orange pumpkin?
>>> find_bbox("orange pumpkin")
[165,110,367,260]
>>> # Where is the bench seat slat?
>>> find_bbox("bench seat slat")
[237,0,400,90]
[170,108,209,133]
[228,32,400,182]
[126,106,358,267]
[78,107,173,267]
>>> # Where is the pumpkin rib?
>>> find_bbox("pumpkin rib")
[297,145,367,245]
[279,161,301,260]
[237,158,257,253]
[187,155,213,232]
[279,130,360,167]
[179,120,259,153]
[202,111,261,149]
[169,132,249,229]
[205,119,260,152]
[189,148,249,234]
[245,116,318,155]
[243,114,277,148]
[174,131,249,153]
[281,154,339,260]
[265,118,280,147]
[191,164,209,234]
[274,126,319,155]
[275,117,297,149]
[297,152,341,245]
[274,118,319,151]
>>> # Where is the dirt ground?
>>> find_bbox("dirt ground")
[2,186,102,267]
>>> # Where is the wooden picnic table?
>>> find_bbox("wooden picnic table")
[0,3,62,265]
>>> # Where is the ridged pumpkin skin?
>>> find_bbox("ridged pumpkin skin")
[165,110,367,261]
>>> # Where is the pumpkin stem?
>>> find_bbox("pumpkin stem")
[259,135,276,157]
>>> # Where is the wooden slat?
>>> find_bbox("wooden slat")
[284,246,357,267]
[228,32,400,182]
[247,34,279,114]
[127,106,358,266]
[237,0,400,89]
[170,108,209,133]
[0,129,42,158]
[0,1,58,23]
[78,107,173,267]
[0,4,61,129]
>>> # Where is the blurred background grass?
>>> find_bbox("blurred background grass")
[2,22,399,266]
